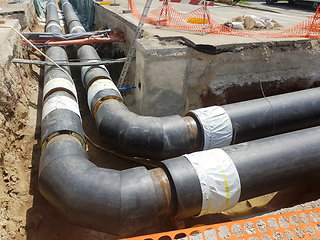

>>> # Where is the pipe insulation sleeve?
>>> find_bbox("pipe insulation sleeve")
[61,0,71,9]
[81,64,109,83]
[223,126,320,202]
[82,66,112,89]
[184,148,240,216]
[46,2,56,7]
[39,137,160,235]
[162,156,203,219]
[46,21,62,32]
[42,94,81,120]
[95,100,197,159]
[87,79,121,111]
[222,87,320,144]
[70,25,86,34]
[43,77,77,101]
[189,106,233,150]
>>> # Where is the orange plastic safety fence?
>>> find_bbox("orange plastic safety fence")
[122,207,320,240]
[129,0,320,38]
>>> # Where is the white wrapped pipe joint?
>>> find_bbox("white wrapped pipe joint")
[184,148,241,216]
[190,106,233,150]
[43,77,78,101]
[81,64,110,86]
[42,95,81,121]
[87,78,121,112]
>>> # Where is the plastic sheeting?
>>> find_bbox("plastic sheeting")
[185,148,241,216]
[34,0,47,17]
[190,106,233,150]
[68,0,94,29]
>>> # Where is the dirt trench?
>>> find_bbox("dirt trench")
[2,6,320,240]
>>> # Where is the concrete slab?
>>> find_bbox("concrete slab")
[94,0,315,48]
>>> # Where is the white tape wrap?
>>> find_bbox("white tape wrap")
[46,2,56,8]
[46,21,62,31]
[61,1,71,8]
[87,79,121,111]
[43,78,77,101]
[42,95,81,120]
[191,106,232,150]
[70,25,85,34]
[185,148,241,216]
[81,64,108,85]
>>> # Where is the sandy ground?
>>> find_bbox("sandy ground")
[1,2,320,240]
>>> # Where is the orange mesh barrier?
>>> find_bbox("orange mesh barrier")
[129,0,320,38]
[121,208,320,240]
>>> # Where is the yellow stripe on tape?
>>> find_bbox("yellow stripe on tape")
[219,165,230,206]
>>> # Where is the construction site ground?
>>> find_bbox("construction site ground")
[0,0,320,239]
[102,0,316,46]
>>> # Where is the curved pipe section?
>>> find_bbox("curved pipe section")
[40,1,320,235]
[61,0,320,159]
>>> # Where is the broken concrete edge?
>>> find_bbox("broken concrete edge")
[0,0,36,30]
[94,2,140,35]
[0,19,21,54]
[156,35,315,55]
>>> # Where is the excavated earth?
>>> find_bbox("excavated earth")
[1,1,320,240]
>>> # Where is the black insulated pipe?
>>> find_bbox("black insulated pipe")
[40,1,320,236]
[60,0,320,160]
[221,88,320,144]
[39,0,203,235]
[60,0,203,159]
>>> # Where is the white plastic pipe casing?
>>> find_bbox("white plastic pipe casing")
[184,148,241,216]
[42,95,81,120]
[87,78,121,111]
[190,106,233,150]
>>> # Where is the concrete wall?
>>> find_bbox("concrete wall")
[186,40,320,109]
[134,37,320,116]
[135,39,189,116]
[94,4,320,117]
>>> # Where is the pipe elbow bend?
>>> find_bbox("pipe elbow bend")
[39,136,159,235]
[95,100,193,159]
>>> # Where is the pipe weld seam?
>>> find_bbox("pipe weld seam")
[42,95,81,120]
[46,21,62,31]
[93,97,124,118]
[190,106,233,150]
[81,64,109,84]
[184,148,241,216]
[43,77,77,101]
[69,24,86,34]
[87,79,121,111]
[61,1,72,9]
[46,2,57,8]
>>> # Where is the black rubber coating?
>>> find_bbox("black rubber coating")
[83,66,112,89]
[95,100,197,159]
[39,137,160,235]
[77,44,100,61]
[60,0,202,159]
[222,87,320,144]
[59,0,81,33]
[90,89,122,113]
[41,108,84,146]
[40,2,189,235]
[162,156,202,219]
[46,0,61,33]
[223,126,320,202]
